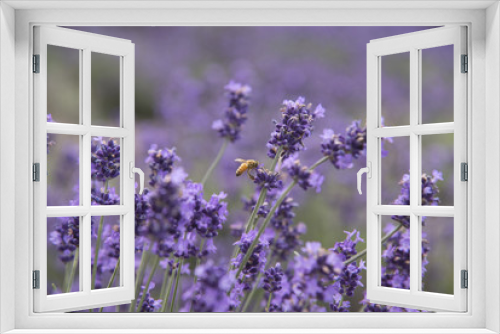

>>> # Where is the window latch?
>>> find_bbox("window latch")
[357,162,372,195]
[129,162,145,195]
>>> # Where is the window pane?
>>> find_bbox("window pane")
[91,215,121,290]
[421,45,454,124]
[91,137,121,205]
[381,52,410,126]
[421,134,453,206]
[381,136,410,205]
[92,52,121,127]
[47,45,80,124]
[381,216,410,290]
[421,217,454,295]
[47,134,80,206]
[47,217,81,294]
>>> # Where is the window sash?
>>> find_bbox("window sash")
[33,26,136,313]
[366,26,468,312]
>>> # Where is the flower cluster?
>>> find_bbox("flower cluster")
[267,97,325,159]
[91,187,120,206]
[380,223,430,290]
[137,283,162,312]
[91,138,121,182]
[212,81,252,142]
[253,168,283,191]
[320,120,367,169]
[282,154,324,192]
[181,260,235,312]
[391,171,442,228]
[49,216,81,263]
[46,83,445,314]
[146,145,180,186]
[233,230,271,290]
[263,263,283,293]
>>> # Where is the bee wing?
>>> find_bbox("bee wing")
[235,158,246,163]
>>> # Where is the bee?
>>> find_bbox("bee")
[235,159,259,180]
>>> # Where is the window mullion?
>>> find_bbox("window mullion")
[82,48,92,294]
[409,47,421,294]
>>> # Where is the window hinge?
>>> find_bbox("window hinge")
[461,270,468,289]
[33,163,40,182]
[33,270,40,289]
[461,162,468,181]
[461,54,468,73]
[33,54,40,73]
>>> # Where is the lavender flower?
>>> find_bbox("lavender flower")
[199,192,228,238]
[91,138,120,182]
[263,263,284,293]
[270,196,297,230]
[320,120,366,169]
[380,223,430,290]
[146,145,180,187]
[391,171,441,228]
[137,283,162,312]
[103,225,120,259]
[330,297,351,312]
[273,222,307,260]
[282,154,324,192]
[253,168,283,191]
[182,260,233,312]
[267,97,325,159]
[91,186,120,206]
[233,230,271,290]
[135,190,150,237]
[49,216,80,263]
[212,81,252,142]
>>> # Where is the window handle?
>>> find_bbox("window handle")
[129,162,145,195]
[357,162,371,195]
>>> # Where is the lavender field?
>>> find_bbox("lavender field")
[46,27,455,312]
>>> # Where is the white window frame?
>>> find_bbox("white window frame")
[0,2,499,334]
[33,26,136,312]
[365,26,467,312]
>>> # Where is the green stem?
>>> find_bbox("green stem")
[234,155,327,282]
[230,149,283,270]
[266,293,273,312]
[190,239,206,299]
[62,261,71,293]
[128,245,150,312]
[160,260,178,313]
[91,180,109,290]
[159,261,171,303]
[201,139,229,186]
[240,272,262,312]
[135,255,159,312]
[66,248,79,293]
[99,258,120,312]
[170,258,184,312]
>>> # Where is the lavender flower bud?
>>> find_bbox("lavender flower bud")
[146,145,180,187]
[263,263,284,293]
[212,81,252,142]
[282,154,324,192]
[91,137,120,182]
[267,97,324,159]
[320,120,366,169]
